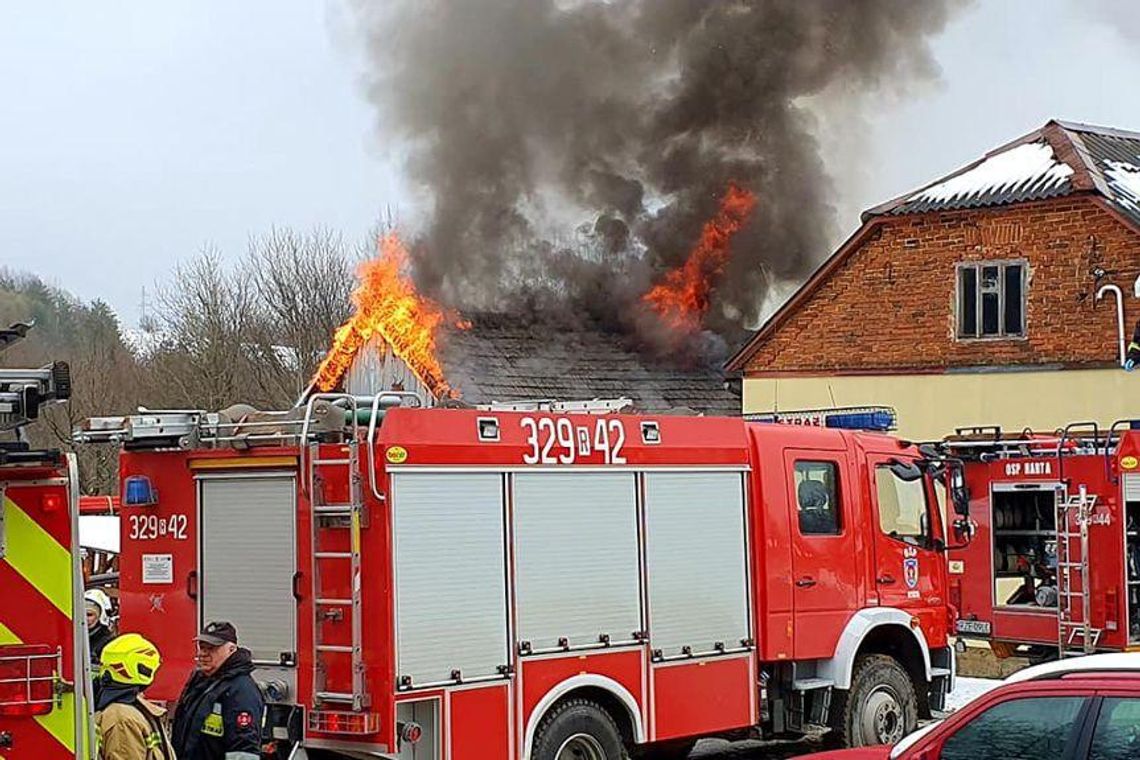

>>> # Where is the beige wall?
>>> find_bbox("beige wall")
[743,368,1139,441]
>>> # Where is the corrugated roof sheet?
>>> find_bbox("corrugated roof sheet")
[867,120,1140,227]
[890,141,1075,215]
[1072,127,1140,228]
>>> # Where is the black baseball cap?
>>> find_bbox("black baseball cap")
[195,621,238,647]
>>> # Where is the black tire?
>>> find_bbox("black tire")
[532,698,627,760]
[830,654,918,748]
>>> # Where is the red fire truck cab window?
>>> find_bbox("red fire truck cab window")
[794,461,841,535]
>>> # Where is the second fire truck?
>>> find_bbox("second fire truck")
[947,422,1140,660]
[79,399,970,759]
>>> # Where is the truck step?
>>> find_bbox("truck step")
[929,667,952,678]
[792,677,834,691]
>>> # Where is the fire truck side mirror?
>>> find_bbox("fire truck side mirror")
[887,459,923,482]
[949,466,970,517]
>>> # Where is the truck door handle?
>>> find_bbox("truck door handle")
[292,571,303,602]
[187,570,198,600]
[877,574,896,585]
[795,577,817,588]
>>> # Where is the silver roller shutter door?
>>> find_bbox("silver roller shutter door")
[514,472,641,651]
[392,473,509,686]
[200,476,297,664]
[644,472,750,657]
[1125,474,1140,502]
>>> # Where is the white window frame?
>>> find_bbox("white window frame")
[956,259,1027,340]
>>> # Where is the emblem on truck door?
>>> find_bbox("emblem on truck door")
[386,446,408,464]
[903,546,919,590]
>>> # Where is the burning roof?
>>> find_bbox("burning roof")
[313,233,462,399]
[344,313,740,416]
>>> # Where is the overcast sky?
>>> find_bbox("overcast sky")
[1,1,1138,327]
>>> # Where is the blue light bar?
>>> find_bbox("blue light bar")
[824,410,895,431]
[123,475,158,506]
[745,406,897,432]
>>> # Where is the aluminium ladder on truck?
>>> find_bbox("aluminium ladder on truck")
[77,390,435,725]
[1057,485,1100,657]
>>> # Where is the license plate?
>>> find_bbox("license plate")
[956,619,992,636]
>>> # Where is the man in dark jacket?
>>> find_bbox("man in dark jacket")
[171,622,264,760]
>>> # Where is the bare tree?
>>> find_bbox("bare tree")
[246,226,354,395]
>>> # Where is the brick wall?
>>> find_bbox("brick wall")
[745,196,1140,374]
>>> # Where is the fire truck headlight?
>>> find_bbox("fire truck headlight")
[123,476,158,507]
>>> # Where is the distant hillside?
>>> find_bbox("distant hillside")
[0,269,142,494]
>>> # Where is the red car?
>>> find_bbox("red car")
[802,653,1140,760]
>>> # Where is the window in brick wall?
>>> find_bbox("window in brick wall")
[957,260,1026,339]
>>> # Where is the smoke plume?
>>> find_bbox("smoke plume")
[349,0,966,337]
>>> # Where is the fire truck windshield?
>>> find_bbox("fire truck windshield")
[877,463,932,548]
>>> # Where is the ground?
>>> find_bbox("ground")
[686,677,1000,759]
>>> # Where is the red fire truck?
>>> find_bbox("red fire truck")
[79,398,969,759]
[0,324,94,760]
[946,422,1140,660]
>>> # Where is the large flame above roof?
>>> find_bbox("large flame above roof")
[313,233,461,397]
[643,183,757,331]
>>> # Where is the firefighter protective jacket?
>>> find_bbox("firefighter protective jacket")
[170,649,264,760]
[95,695,174,760]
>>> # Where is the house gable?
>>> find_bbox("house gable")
[728,120,1140,374]
[736,196,1140,376]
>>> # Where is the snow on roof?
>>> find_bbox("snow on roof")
[1105,158,1140,213]
[908,141,1074,206]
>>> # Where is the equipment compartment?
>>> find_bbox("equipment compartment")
[991,486,1059,609]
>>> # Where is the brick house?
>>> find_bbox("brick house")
[726,120,1140,440]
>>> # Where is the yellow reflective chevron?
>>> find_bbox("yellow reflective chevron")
[2,494,72,615]
[0,620,18,645]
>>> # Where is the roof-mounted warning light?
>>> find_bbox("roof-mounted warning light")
[746,406,898,432]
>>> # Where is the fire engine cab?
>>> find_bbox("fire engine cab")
[0,323,94,760]
[947,422,1140,660]
[78,398,967,759]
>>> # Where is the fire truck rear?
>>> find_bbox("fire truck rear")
[0,323,94,760]
[948,422,1140,659]
[80,398,967,759]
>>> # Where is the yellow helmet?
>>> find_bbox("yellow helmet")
[100,634,161,686]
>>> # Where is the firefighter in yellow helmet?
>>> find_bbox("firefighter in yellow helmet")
[95,634,175,760]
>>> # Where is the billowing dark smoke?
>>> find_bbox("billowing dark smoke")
[350,0,965,338]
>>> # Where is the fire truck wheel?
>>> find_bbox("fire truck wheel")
[831,654,918,748]
[532,698,628,760]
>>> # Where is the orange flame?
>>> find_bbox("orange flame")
[313,233,459,397]
[643,183,757,331]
